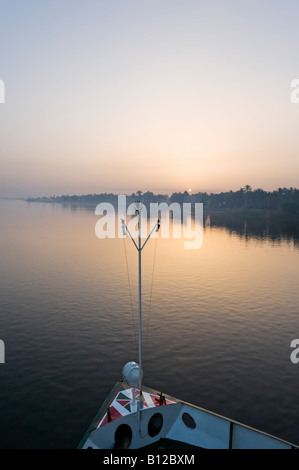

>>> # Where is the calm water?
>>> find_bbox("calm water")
[0,199,299,448]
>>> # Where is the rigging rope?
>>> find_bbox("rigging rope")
[145,234,158,344]
[123,225,159,352]
[123,237,138,353]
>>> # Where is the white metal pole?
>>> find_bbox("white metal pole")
[121,210,160,428]
[138,205,142,414]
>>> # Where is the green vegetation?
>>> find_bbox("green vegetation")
[27,186,299,212]
[27,186,299,242]
[169,185,299,214]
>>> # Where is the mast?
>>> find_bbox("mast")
[121,202,160,419]
[137,202,142,413]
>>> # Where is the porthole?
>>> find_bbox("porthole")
[114,424,132,449]
[182,412,196,429]
[148,412,163,437]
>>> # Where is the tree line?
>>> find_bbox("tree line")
[27,186,299,215]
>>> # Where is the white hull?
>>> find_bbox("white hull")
[78,381,297,450]
[79,209,297,450]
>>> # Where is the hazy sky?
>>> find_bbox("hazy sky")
[0,0,299,197]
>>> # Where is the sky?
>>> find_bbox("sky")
[0,0,299,198]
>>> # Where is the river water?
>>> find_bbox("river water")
[0,199,298,448]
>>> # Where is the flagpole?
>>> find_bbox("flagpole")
[121,203,160,429]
